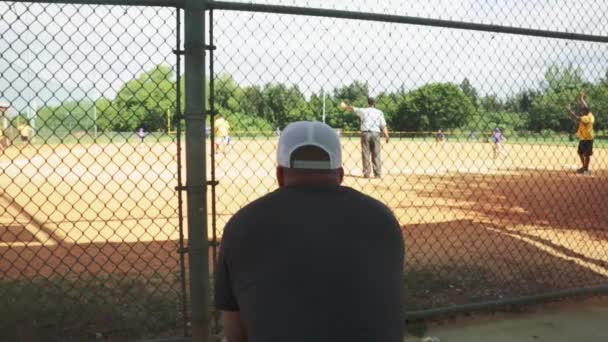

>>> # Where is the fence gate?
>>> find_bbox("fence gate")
[0,1,189,340]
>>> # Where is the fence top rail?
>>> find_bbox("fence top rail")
[5,0,608,43]
[3,0,184,7]
[208,1,608,43]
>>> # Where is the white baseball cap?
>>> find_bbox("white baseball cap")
[277,121,342,170]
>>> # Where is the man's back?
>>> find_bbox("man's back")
[216,184,404,342]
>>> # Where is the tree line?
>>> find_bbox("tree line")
[32,64,608,136]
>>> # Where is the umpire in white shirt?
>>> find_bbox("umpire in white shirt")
[342,97,390,178]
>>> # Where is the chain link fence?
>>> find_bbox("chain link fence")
[208,0,608,320]
[1,0,608,341]
[0,2,188,340]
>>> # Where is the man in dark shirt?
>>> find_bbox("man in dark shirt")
[215,121,404,342]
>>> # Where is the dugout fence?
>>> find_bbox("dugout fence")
[1,1,608,341]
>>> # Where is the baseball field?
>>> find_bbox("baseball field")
[1,136,607,307]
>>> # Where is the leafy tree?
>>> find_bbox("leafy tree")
[330,81,373,130]
[468,111,528,135]
[460,78,479,109]
[479,94,504,112]
[505,89,539,113]
[393,83,476,131]
[333,81,369,105]
[37,100,96,135]
[307,93,326,124]
[588,79,608,131]
[11,113,31,127]
[109,65,176,131]
[224,112,273,133]
[530,65,587,132]
[95,97,117,132]
[214,74,243,116]
[240,85,266,120]
[34,64,608,137]
[376,91,404,129]
[261,83,308,127]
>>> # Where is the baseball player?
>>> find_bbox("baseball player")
[18,122,34,144]
[136,127,147,142]
[469,129,478,141]
[566,91,595,175]
[0,102,11,149]
[491,127,507,159]
[436,129,446,143]
[214,115,231,154]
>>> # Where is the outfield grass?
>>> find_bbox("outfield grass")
[7,129,607,148]
[32,131,177,146]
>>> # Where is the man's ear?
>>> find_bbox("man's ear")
[277,166,285,187]
[338,167,344,184]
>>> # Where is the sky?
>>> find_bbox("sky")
[1,0,607,115]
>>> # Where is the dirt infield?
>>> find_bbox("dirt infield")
[1,138,607,306]
[214,138,608,306]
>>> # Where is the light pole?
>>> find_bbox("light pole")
[25,48,36,132]
[322,88,326,124]
[93,103,97,138]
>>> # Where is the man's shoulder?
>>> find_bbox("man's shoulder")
[229,189,282,219]
[230,186,388,216]
[225,186,396,232]
[339,186,393,213]
[221,190,283,244]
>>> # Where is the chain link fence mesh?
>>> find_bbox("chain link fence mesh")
[0,2,186,340]
[1,0,608,340]
[209,0,608,318]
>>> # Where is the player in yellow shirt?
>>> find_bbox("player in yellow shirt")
[214,115,231,154]
[566,91,594,175]
[0,101,10,149]
[19,122,34,144]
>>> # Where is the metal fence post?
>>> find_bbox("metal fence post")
[184,0,209,341]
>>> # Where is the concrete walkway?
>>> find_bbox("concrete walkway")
[406,296,608,342]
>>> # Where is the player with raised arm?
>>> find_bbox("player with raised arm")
[340,98,389,178]
[566,91,595,175]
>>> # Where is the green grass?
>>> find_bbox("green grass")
[0,274,185,341]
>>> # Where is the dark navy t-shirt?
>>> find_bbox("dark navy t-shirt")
[215,184,404,342]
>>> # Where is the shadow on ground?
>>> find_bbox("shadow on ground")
[402,170,608,311]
